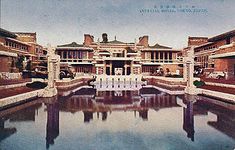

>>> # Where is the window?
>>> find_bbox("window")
[160,52,163,61]
[68,51,72,59]
[73,51,76,59]
[156,52,159,60]
[164,52,168,59]
[226,37,231,44]
[63,51,67,59]
[169,52,172,60]
[57,51,61,57]
[151,51,154,62]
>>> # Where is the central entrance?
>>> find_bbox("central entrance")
[105,60,131,75]
[112,60,125,75]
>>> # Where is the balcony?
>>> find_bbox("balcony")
[141,59,181,64]
[60,58,93,65]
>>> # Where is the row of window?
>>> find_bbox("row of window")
[145,52,173,60]
[195,55,215,68]
[5,40,29,51]
[203,45,217,51]
[196,55,209,62]
[57,51,88,59]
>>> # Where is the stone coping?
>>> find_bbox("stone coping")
[198,88,235,104]
[0,89,43,109]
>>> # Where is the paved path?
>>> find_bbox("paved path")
[0,78,31,86]
[200,85,235,95]
[0,86,36,99]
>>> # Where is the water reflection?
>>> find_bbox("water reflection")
[45,98,59,149]
[0,118,16,142]
[59,89,180,122]
[0,102,42,142]
[182,97,195,141]
[195,97,235,140]
[0,88,234,149]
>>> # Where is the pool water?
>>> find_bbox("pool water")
[0,88,235,150]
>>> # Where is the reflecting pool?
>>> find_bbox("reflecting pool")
[0,88,235,150]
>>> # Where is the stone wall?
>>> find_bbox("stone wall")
[0,72,22,80]
[144,76,186,91]
[162,64,180,74]
[0,56,12,72]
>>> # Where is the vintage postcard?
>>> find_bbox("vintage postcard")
[0,0,234,150]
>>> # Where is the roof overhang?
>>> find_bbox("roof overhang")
[209,52,235,59]
[62,62,93,65]
[56,47,93,51]
[99,52,110,55]
[142,62,182,65]
[103,57,134,61]
[0,50,18,57]
[127,53,137,56]
[141,48,180,51]
[5,37,31,46]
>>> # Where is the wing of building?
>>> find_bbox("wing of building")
[0,28,46,73]
[55,33,182,76]
[186,29,235,79]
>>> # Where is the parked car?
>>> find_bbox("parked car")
[207,72,226,79]
[59,68,75,79]
[31,66,48,79]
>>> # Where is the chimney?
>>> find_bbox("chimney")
[102,33,108,43]
[84,34,94,46]
[139,36,148,48]
[188,36,208,47]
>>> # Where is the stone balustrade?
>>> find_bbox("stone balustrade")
[0,72,22,80]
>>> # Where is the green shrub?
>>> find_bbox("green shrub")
[26,81,47,89]
[193,80,205,87]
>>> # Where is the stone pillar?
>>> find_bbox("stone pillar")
[183,94,195,141]
[55,56,60,81]
[110,62,112,75]
[153,52,156,63]
[158,52,160,62]
[184,46,197,95]
[39,44,60,97]
[103,61,106,75]
[44,96,59,149]
[163,52,165,63]
[131,61,133,74]
[124,63,127,75]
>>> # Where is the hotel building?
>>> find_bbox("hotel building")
[188,29,235,79]
[55,33,182,76]
[0,28,46,73]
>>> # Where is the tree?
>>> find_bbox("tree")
[15,55,25,72]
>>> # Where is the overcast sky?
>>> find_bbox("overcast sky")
[1,0,235,49]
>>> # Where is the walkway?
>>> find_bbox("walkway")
[0,86,36,99]
[200,85,235,95]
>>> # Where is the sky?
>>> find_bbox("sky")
[1,0,235,49]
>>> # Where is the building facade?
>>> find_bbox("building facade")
[187,29,235,79]
[56,33,182,76]
[0,28,46,73]
[0,28,31,72]
[56,42,94,73]
[14,32,45,69]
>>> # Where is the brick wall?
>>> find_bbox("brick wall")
[188,37,208,47]
[162,64,180,73]
[139,36,148,48]
[0,56,11,72]
[84,34,94,46]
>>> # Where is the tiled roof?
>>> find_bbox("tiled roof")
[100,39,127,44]
[126,47,137,53]
[208,29,235,42]
[57,42,84,47]
[148,43,172,49]
[0,28,17,38]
